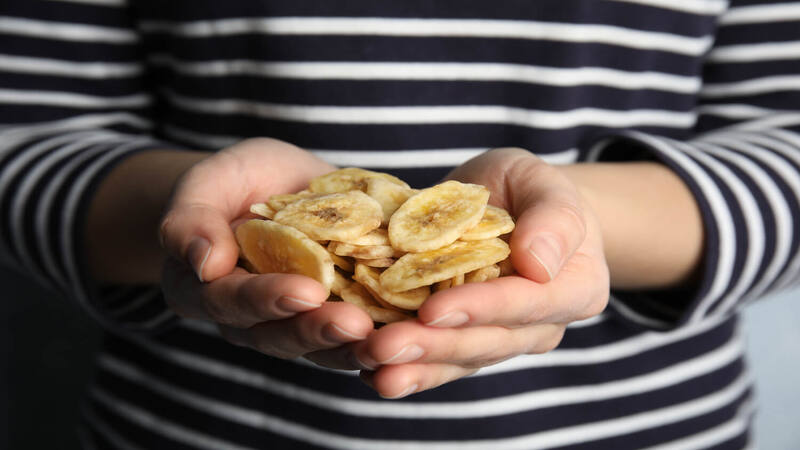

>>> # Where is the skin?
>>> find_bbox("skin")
[87,141,704,398]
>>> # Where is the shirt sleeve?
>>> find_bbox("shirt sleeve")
[0,0,180,334]
[583,1,800,330]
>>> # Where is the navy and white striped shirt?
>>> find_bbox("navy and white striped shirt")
[2,0,799,448]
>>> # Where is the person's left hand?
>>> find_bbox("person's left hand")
[306,148,609,398]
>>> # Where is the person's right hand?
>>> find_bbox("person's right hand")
[159,138,375,359]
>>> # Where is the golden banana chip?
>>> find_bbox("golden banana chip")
[266,190,318,211]
[380,238,510,292]
[389,180,489,253]
[354,264,429,310]
[460,205,515,241]
[309,167,409,194]
[331,270,352,296]
[235,220,335,296]
[366,177,417,226]
[498,257,515,277]
[340,228,390,247]
[340,282,409,323]
[329,253,354,272]
[329,241,397,259]
[249,202,276,219]
[340,282,379,309]
[355,257,395,268]
[465,264,501,283]
[367,306,412,324]
[274,191,382,242]
[434,278,452,292]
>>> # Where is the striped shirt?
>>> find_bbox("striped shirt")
[2,0,799,448]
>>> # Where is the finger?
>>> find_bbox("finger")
[159,200,240,283]
[355,321,565,368]
[506,161,587,283]
[418,253,608,328]
[303,344,372,371]
[446,147,588,283]
[361,363,477,399]
[219,302,374,359]
[161,258,330,327]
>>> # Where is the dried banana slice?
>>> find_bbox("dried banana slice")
[435,273,465,292]
[235,220,335,295]
[310,167,409,194]
[368,307,412,324]
[331,270,352,296]
[340,282,410,323]
[465,264,501,283]
[460,205,515,241]
[355,257,395,268]
[434,278,452,292]
[340,228,390,247]
[380,238,510,292]
[366,177,417,226]
[354,264,429,310]
[498,257,515,277]
[389,180,489,253]
[266,190,318,211]
[329,253,354,272]
[274,191,382,241]
[249,202,276,219]
[329,241,397,259]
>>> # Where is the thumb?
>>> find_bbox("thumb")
[159,203,240,282]
[509,165,587,283]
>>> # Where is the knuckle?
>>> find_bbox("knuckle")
[553,199,587,239]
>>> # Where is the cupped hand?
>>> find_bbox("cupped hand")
[159,138,374,358]
[323,148,610,398]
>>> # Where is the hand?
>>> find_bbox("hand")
[331,148,610,398]
[159,138,374,359]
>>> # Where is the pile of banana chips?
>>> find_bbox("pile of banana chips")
[236,168,515,324]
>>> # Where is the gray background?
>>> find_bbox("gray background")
[2,268,799,449]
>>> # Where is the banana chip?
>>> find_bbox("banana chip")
[465,264,501,283]
[380,238,510,292]
[498,257,515,277]
[460,205,515,241]
[274,191,382,241]
[329,241,397,259]
[366,177,417,226]
[237,169,518,324]
[266,190,318,211]
[356,257,395,268]
[340,282,409,323]
[249,202,276,219]
[310,167,409,194]
[235,220,335,295]
[354,264,429,310]
[340,228,390,246]
[331,270,352,296]
[329,253,354,272]
[389,180,489,253]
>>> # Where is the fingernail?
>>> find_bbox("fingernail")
[187,237,212,282]
[380,344,424,364]
[276,296,321,313]
[382,384,418,400]
[529,234,562,281]
[322,323,366,344]
[425,311,469,328]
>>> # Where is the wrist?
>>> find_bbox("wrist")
[86,149,211,284]
[557,162,704,290]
